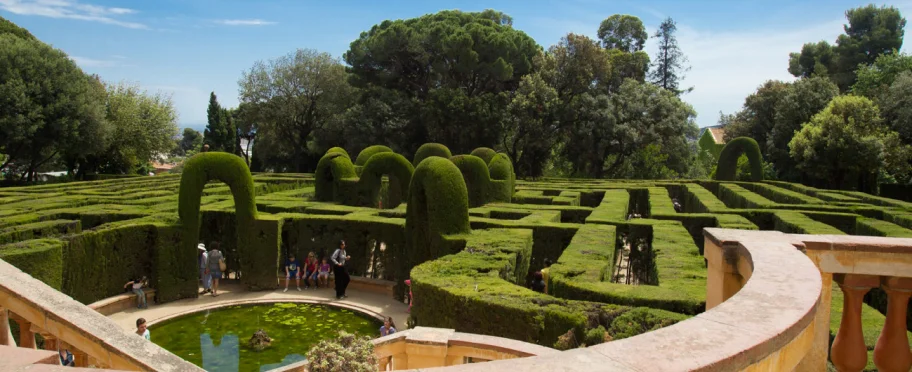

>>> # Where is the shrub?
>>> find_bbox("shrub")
[354,145,393,166]
[470,147,498,164]
[714,137,764,182]
[412,143,452,166]
[406,156,470,269]
[608,307,688,340]
[358,152,414,208]
[326,147,349,157]
[305,331,377,372]
[314,152,357,202]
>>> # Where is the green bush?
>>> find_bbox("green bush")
[470,147,498,164]
[412,143,452,166]
[717,183,777,209]
[64,223,157,303]
[488,153,515,201]
[354,145,393,166]
[326,147,349,157]
[450,155,492,207]
[608,307,688,340]
[714,137,764,182]
[314,152,358,202]
[586,189,630,223]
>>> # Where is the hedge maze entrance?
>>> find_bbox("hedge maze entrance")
[2,143,912,351]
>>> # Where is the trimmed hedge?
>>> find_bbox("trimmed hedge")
[65,223,157,303]
[413,143,453,166]
[359,152,414,208]
[470,147,498,164]
[772,211,845,235]
[326,147,349,157]
[738,182,824,205]
[0,219,80,244]
[714,137,764,182]
[410,228,687,347]
[406,156,471,272]
[314,152,358,202]
[0,238,64,290]
[178,152,260,295]
[717,183,777,209]
[586,189,629,224]
[354,145,393,166]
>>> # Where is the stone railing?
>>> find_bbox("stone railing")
[0,259,202,371]
[372,327,558,370]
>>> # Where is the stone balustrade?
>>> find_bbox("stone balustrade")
[3,228,912,371]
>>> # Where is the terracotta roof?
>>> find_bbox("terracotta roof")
[709,126,726,144]
[151,162,175,170]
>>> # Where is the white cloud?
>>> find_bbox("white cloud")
[0,0,146,29]
[213,19,276,26]
[70,55,118,67]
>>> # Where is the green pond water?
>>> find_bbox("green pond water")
[149,303,380,372]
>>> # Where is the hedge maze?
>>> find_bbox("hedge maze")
[2,144,912,352]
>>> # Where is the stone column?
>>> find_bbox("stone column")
[831,274,879,372]
[13,318,36,349]
[0,306,12,346]
[796,252,832,372]
[873,277,912,372]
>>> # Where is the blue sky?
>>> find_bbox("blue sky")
[2,0,910,132]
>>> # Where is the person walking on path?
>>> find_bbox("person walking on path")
[208,242,224,297]
[198,244,211,294]
[331,240,351,299]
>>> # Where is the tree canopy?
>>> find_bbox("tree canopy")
[598,14,648,53]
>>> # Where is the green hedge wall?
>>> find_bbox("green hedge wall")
[358,152,414,208]
[717,183,777,209]
[739,182,824,205]
[64,224,157,303]
[0,219,80,244]
[585,189,629,223]
[0,238,64,290]
[470,147,498,164]
[314,152,358,202]
[410,228,688,347]
[714,137,764,182]
[413,143,453,166]
[772,211,846,235]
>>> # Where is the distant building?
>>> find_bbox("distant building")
[698,124,727,159]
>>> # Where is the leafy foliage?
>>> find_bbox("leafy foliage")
[306,331,377,372]
[649,17,691,95]
[597,14,648,52]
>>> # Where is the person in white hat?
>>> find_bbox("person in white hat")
[198,243,211,294]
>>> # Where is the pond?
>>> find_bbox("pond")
[149,303,381,372]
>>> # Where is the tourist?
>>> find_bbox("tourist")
[202,144,210,152]
[331,240,351,299]
[208,242,224,297]
[379,317,396,336]
[59,348,74,366]
[304,251,318,289]
[530,271,545,293]
[284,254,301,292]
[123,276,148,309]
[541,258,552,294]
[198,243,211,294]
[318,258,331,288]
[135,318,150,340]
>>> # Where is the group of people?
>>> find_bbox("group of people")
[198,241,225,297]
[285,240,352,300]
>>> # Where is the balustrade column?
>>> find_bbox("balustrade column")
[873,277,912,372]
[831,274,879,372]
[0,306,11,346]
[13,317,36,349]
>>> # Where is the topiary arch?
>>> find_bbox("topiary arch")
[315,152,358,201]
[714,136,764,182]
[406,156,470,275]
[470,147,498,164]
[450,155,491,207]
[358,152,414,208]
[354,145,394,166]
[178,152,259,295]
[413,143,452,166]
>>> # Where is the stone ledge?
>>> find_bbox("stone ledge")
[0,345,60,367]
[89,289,156,316]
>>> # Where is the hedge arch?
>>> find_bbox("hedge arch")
[178,152,258,296]
[714,137,764,182]
[488,153,516,202]
[406,156,470,273]
[413,143,453,166]
[354,145,394,166]
[470,147,498,164]
[326,147,349,157]
[358,152,414,208]
[450,155,491,207]
[314,152,357,202]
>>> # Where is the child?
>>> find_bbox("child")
[136,318,150,340]
[318,258,331,288]
[285,254,300,292]
[379,317,396,336]
[304,252,318,289]
[123,276,148,309]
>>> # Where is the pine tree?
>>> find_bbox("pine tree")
[204,92,224,151]
[649,17,692,95]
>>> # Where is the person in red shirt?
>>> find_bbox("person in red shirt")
[304,251,319,289]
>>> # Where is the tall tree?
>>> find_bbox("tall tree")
[239,49,352,172]
[767,77,839,181]
[649,17,691,95]
[789,95,910,191]
[203,92,235,152]
[0,32,106,180]
[723,80,791,149]
[501,66,559,178]
[176,128,203,156]
[344,10,540,155]
[597,14,648,53]
[789,5,906,91]
[852,51,912,98]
